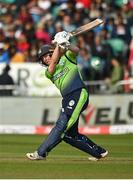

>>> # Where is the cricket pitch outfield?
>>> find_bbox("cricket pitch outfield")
[0,134,133,179]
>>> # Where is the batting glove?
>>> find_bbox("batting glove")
[58,41,70,50]
[52,31,71,44]
[55,31,71,40]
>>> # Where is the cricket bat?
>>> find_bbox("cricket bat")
[69,18,104,37]
[52,19,104,46]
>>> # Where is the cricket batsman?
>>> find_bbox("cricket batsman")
[26,31,108,161]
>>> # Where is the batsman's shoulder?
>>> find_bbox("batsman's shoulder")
[66,50,77,57]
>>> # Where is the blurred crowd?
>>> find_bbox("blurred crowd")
[0,0,133,93]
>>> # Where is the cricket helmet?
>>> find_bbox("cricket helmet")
[38,44,54,65]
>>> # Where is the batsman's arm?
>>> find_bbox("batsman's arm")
[64,44,79,64]
[48,45,62,74]
[67,44,79,55]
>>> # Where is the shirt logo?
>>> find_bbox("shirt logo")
[69,100,75,106]
[67,100,75,110]
[53,67,69,81]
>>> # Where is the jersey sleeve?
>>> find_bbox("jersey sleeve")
[45,69,53,80]
[65,50,77,64]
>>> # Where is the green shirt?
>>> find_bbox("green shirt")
[45,50,85,96]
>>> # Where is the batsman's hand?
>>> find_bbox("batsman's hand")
[58,41,70,50]
[53,31,71,42]
[52,31,71,49]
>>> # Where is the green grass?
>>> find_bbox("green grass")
[0,134,133,179]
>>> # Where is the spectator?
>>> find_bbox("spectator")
[28,41,39,62]
[37,0,51,12]
[9,45,26,63]
[28,0,43,24]
[75,2,89,26]
[0,64,14,96]
[54,21,63,33]
[77,35,90,49]
[22,21,36,44]
[111,15,131,43]
[45,14,55,38]
[105,58,124,93]
[128,38,133,76]
[16,33,30,52]
[62,14,76,32]
[18,5,32,23]
[0,0,132,94]
[0,43,10,63]
[123,65,131,93]
[89,2,100,19]
[91,35,112,78]
[105,17,115,36]
[76,0,92,9]
[35,23,51,44]
[0,29,5,42]
[77,48,91,81]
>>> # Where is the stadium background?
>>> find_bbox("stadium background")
[0,0,133,179]
[0,0,133,134]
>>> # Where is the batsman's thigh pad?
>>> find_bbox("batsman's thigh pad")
[64,89,88,131]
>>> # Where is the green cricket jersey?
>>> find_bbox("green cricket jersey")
[45,50,85,96]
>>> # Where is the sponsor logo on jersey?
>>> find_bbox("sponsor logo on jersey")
[67,100,75,110]
[53,67,69,81]
[69,100,75,106]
